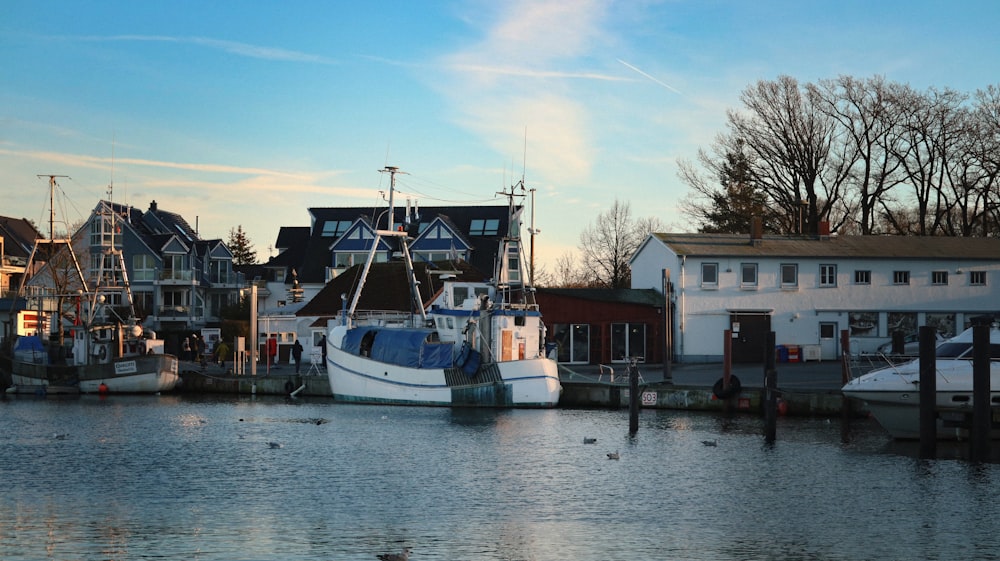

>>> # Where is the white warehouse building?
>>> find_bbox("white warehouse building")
[630,228,1000,364]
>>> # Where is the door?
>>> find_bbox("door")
[730,313,772,363]
[819,322,839,360]
[611,323,646,363]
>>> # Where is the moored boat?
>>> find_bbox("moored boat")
[325,168,561,407]
[4,175,179,395]
[841,325,1000,439]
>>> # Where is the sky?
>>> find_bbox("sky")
[3,0,999,273]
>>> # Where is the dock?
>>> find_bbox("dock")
[174,358,868,417]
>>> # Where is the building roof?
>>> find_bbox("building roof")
[270,205,515,284]
[537,287,664,307]
[0,216,42,259]
[652,233,1000,261]
[297,260,489,317]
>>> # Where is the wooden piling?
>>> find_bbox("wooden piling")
[628,358,639,434]
[764,331,777,444]
[918,325,937,459]
[971,324,991,461]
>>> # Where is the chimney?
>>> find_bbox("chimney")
[149,200,158,212]
[750,216,763,246]
[818,220,831,238]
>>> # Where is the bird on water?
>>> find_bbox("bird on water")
[607,450,620,460]
[377,547,411,561]
[701,439,718,447]
[583,437,597,444]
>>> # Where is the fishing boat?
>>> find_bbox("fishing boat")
[841,325,1000,439]
[324,167,561,407]
[5,176,178,395]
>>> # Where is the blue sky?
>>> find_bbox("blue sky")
[3,0,999,272]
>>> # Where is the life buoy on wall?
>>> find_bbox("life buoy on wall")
[97,344,108,361]
[712,375,742,399]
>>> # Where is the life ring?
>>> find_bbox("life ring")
[712,375,742,399]
[284,380,294,394]
[98,345,107,361]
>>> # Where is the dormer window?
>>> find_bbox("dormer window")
[469,219,500,236]
[321,220,352,237]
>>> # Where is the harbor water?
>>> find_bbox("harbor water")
[3,394,1000,561]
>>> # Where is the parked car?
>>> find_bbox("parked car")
[876,332,945,356]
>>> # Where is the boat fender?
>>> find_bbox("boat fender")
[98,383,109,394]
[712,375,742,399]
[285,380,294,394]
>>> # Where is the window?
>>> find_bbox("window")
[893,271,910,285]
[931,271,948,285]
[611,323,646,362]
[740,263,758,288]
[469,218,500,236]
[971,271,987,286]
[854,270,871,285]
[320,220,352,237]
[89,215,117,246]
[552,323,590,363]
[701,263,718,287]
[780,264,798,288]
[133,254,156,282]
[335,251,387,268]
[819,264,837,287]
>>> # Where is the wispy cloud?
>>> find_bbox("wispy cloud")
[74,35,336,64]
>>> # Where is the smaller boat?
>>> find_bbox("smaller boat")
[5,175,179,395]
[842,325,1000,439]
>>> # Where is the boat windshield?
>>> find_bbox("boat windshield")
[935,342,1000,359]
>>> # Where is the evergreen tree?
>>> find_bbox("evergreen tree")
[227,225,257,265]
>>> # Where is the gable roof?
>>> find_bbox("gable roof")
[296,259,489,317]
[651,233,1000,261]
[0,216,42,259]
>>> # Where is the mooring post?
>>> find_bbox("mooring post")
[840,329,852,443]
[918,325,937,459]
[972,323,991,461]
[764,331,777,444]
[628,358,639,434]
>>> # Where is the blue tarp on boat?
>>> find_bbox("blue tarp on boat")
[342,327,455,369]
[14,335,45,353]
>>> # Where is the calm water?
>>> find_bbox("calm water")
[2,394,1000,561]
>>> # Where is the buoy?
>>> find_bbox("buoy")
[98,383,109,394]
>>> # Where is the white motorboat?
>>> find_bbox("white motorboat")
[5,176,179,395]
[325,168,561,407]
[842,326,1000,439]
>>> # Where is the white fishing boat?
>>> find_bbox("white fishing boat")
[842,325,1000,439]
[325,168,561,407]
[5,176,178,395]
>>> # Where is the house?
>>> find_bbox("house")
[534,288,665,366]
[249,204,518,361]
[22,199,243,354]
[257,204,515,313]
[629,225,1000,363]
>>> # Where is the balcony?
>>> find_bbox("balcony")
[155,269,196,286]
[209,271,245,288]
[151,305,204,325]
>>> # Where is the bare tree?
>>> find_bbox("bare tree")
[728,76,842,234]
[578,200,663,289]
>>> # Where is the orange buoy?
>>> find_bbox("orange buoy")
[777,399,788,416]
[98,383,109,394]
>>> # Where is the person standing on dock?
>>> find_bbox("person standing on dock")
[215,340,230,370]
[292,339,304,374]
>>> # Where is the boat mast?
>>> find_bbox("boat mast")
[345,166,426,325]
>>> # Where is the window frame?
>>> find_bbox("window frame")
[740,263,758,288]
[701,262,719,288]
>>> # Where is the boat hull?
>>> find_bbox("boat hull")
[10,354,179,394]
[326,348,561,407]
[843,359,1000,440]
